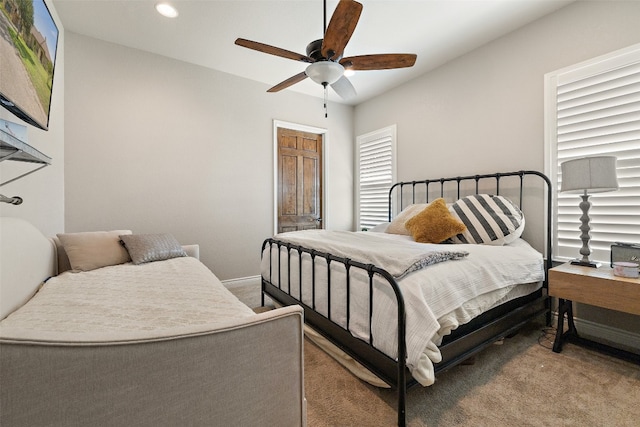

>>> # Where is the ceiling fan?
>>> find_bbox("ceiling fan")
[235,0,417,101]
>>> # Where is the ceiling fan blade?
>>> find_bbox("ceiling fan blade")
[267,72,309,93]
[235,38,313,63]
[340,54,417,70]
[321,0,363,60]
[330,76,357,100]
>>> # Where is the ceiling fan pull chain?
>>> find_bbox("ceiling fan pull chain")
[323,83,328,118]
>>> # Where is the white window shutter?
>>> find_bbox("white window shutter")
[356,125,397,230]
[546,44,640,264]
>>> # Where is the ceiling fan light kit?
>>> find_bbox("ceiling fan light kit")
[306,61,345,85]
[235,0,417,115]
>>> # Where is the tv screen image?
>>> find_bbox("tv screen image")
[0,0,59,131]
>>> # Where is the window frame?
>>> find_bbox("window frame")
[355,125,397,231]
[544,43,640,263]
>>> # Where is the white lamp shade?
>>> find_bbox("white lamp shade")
[305,61,344,85]
[560,156,619,193]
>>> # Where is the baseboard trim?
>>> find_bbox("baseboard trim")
[222,275,261,289]
[553,312,640,353]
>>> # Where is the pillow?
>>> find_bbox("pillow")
[405,198,467,244]
[368,222,390,233]
[448,194,525,245]
[119,233,187,265]
[57,230,133,272]
[386,203,429,235]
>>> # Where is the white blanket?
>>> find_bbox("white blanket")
[0,257,255,344]
[261,232,544,386]
[274,230,469,279]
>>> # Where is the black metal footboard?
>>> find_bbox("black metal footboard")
[261,170,552,427]
[260,240,410,425]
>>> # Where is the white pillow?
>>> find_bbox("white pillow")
[385,203,429,235]
[448,194,525,245]
[368,222,390,233]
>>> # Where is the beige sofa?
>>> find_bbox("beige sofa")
[0,217,305,427]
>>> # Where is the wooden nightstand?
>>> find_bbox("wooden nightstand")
[548,262,640,364]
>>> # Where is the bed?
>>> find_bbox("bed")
[0,218,306,427]
[260,170,552,427]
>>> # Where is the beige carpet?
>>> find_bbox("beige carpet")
[229,283,640,426]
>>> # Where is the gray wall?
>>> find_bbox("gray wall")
[355,1,640,177]
[63,33,354,280]
[354,0,640,341]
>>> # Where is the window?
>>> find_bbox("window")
[356,125,397,230]
[545,44,640,263]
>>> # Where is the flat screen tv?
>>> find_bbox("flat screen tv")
[0,0,59,131]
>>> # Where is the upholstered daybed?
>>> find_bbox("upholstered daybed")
[0,217,305,427]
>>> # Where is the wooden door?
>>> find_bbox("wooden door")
[277,128,323,233]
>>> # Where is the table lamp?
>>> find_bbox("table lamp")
[560,155,619,268]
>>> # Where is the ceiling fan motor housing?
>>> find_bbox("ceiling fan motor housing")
[306,39,338,62]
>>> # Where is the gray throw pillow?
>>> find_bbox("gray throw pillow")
[119,233,187,265]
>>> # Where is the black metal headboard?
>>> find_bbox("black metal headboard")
[388,170,553,279]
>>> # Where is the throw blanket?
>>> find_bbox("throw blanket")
[273,230,468,279]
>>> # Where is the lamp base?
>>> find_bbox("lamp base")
[570,259,601,268]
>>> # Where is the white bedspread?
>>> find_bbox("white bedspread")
[0,257,255,344]
[261,232,544,386]
[273,230,469,279]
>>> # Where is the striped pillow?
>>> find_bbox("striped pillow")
[448,194,525,245]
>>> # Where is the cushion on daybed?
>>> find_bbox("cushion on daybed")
[56,230,132,272]
[405,198,467,243]
[119,233,187,265]
[448,194,525,245]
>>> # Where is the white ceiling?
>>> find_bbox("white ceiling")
[51,0,573,105]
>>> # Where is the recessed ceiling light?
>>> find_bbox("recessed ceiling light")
[156,3,178,18]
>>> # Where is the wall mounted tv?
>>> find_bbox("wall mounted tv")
[0,0,59,131]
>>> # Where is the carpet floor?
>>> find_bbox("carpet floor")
[229,283,640,426]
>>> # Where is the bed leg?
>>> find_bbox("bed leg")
[398,383,406,427]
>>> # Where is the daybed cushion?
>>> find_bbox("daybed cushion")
[448,194,525,245]
[120,233,187,265]
[0,257,256,342]
[405,198,467,243]
[56,230,132,272]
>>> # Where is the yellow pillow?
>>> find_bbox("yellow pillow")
[405,198,467,243]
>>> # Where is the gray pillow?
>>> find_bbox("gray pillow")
[119,233,187,265]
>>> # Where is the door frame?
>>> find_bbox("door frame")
[273,120,328,235]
